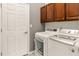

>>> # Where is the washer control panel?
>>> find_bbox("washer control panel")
[52,34,77,41]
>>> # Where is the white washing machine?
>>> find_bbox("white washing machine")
[34,29,59,56]
[47,29,79,56]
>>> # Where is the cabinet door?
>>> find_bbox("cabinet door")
[55,3,65,21]
[47,4,54,22]
[66,3,79,20]
[41,6,47,23]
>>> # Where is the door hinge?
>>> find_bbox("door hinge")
[1,52,2,56]
[1,4,2,8]
[1,28,2,32]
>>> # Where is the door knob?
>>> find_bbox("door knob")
[24,32,28,34]
[71,49,75,53]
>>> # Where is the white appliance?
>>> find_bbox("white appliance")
[47,29,79,56]
[34,29,59,56]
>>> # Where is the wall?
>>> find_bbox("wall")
[45,21,79,30]
[29,3,45,51]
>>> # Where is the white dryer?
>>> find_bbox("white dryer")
[34,29,59,56]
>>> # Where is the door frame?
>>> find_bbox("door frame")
[0,4,2,56]
[26,4,30,54]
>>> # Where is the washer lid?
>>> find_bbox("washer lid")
[49,36,76,46]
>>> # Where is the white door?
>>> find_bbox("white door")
[0,4,1,56]
[2,4,29,56]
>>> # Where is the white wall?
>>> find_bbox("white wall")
[45,21,79,30]
[29,3,45,51]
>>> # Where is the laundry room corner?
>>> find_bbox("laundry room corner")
[29,3,45,52]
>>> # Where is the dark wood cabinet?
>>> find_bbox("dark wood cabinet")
[41,3,65,23]
[54,3,65,21]
[47,4,54,22]
[41,6,47,23]
[66,3,79,20]
[41,4,54,23]
[41,3,79,23]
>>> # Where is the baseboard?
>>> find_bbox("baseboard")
[28,50,35,56]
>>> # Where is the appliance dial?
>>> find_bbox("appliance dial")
[69,36,76,41]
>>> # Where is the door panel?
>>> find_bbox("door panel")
[6,4,17,56]
[2,4,29,56]
[16,4,28,55]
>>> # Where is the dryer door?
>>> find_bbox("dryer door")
[34,38,44,56]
